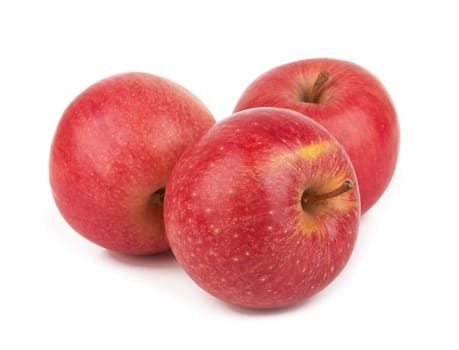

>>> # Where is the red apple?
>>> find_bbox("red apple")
[164,107,360,309]
[234,58,400,214]
[49,72,215,255]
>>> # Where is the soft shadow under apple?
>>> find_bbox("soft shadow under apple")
[221,294,321,316]
[103,249,181,271]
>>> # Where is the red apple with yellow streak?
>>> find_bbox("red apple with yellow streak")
[49,72,215,255]
[164,107,360,309]
[234,58,400,214]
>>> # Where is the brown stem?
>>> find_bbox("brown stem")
[151,187,165,207]
[309,70,330,103]
[302,179,353,207]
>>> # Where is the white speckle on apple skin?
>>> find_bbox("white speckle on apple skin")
[208,249,217,256]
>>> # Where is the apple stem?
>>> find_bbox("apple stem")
[302,179,354,207]
[310,71,330,103]
[151,187,165,207]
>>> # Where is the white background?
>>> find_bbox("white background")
[1,1,458,349]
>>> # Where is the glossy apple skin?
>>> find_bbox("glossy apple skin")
[164,107,360,309]
[50,72,215,255]
[234,58,400,214]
